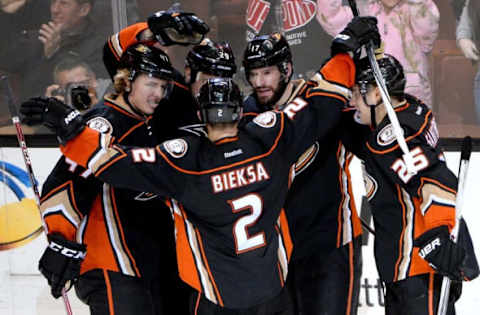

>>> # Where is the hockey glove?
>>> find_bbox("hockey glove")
[331,16,380,59]
[39,234,86,298]
[20,97,85,144]
[147,4,209,46]
[415,226,466,281]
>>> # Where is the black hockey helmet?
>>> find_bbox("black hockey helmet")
[243,32,292,79]
[185,38,237,83]
[119,43,174,81]
[355,54,406,102]
[197,78,243,124]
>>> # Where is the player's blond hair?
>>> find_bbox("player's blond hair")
[112,68,131,96]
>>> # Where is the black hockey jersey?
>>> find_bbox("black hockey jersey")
[342,95,458,282]
[59,54,355,308]
[244,80,362,261]
[40,92,196,279]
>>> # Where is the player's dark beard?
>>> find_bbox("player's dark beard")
[254,79,288,111]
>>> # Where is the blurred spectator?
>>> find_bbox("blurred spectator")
[45,56,111,108]
[246,0,332,79]
[317,0,439,107]
[0,0,110,102]
[457,0,480,123]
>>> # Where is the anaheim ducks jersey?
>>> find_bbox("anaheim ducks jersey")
[40,93,197,279]
[244,79,362,261]
[342,95,458,283]
[59,53,355,308]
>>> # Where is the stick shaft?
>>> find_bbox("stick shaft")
[437,136,472,315]
[1,76,74,315]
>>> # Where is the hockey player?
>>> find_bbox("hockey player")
[102,8,236,134]
[20,17,381,314]
[36,43,196,315]
[242,32,363,314]
[344,53,479,314]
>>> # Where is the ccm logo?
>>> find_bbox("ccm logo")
[419,238,441,259]
[49,241,86,259]
[64,110,81,125]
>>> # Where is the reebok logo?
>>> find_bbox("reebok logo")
[224,149,243,158]
[64,110,80,125]
[419,237,441,258]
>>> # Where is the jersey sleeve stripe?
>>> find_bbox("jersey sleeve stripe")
[366,110,433,154]
[194,228,224,307]
[306,90,349,104]
[108,33,123,60]
[309,72,352,101]
[110,186,141,276]
[102,184,138,277]
[393,185,415,281]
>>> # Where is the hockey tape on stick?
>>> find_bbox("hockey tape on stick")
[346,1,417,174]
[0,75,74,315]
[437,136,472,315]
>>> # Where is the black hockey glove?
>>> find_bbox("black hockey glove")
[147,4,209,46]
[39,234,86,299]
[331,16,380,59]
[415,226,466,281]
[20,97,85,144]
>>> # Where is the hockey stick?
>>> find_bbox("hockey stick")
[347,0,417,174]
[0,75,74,315]
[437,136,472,315]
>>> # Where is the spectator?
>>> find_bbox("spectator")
[456,0,480,123]
[45,56,110,108]
[0,0,110,101]
[316,0,439,107]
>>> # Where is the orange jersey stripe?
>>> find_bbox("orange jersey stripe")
[103,269,115,315]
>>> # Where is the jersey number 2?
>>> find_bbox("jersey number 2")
[230,193,266,254]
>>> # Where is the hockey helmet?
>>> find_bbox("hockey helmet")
[355,54,406,101]
[120,43,174,81]
[186,38,237,82]
[243,33,292,78]
[197,78,243,124]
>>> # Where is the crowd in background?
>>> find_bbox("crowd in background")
[0,0,479,136]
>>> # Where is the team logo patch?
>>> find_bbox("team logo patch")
[377,124,403,146]
[253,111,276,128]
[164,139,188,158]
[87,117,113,134]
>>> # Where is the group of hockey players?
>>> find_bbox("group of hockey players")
[18,4,479,315]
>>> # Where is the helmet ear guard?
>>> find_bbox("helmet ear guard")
[197,78,243,124]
